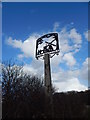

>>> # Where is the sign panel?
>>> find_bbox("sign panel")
[36,33,60,59]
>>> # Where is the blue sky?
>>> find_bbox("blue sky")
[2,2,89,92]
[0,2,2,62]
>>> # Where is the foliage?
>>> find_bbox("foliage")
[2,61,89,119]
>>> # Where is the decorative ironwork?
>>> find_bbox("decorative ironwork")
[36,33,60,60]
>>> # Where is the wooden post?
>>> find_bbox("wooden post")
[44,54,54,118]
[44,54,52,95]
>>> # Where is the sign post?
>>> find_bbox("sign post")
[35,33,60,118]
[44,54,51,95]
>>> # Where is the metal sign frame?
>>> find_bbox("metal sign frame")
[36,33,60,60]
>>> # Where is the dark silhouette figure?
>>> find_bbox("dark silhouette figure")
[49,44,53,52]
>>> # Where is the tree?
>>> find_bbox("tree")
[2,61,46,119]
[2,60,88,119]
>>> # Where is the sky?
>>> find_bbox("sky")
[0,2,2,63]
[2,2,89,92]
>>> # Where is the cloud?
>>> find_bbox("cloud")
[6,23,88,92]
[84,31,88,40]
[70,22,74,25]
[7,34,40,58]
[53,22,59,32]
[54,78,87,92]
[52,68,80,83]
[63,52,76,67]
[7,26,82,61]
[84,30,90,41]
[69,28,82,44]
[22,58,88,92]
[51,53,63,68]
[23,59,43,76]
[51,57,88,92]
[7,37,23,48]
[23,64,38,76]
[51,27,82,70]
[80,57,88,81]
[59,28,82,54]
[17,54,24,59]
[51,66,87,92]
[22,61,88,92]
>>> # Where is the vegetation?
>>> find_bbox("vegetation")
[1,61,89,119]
